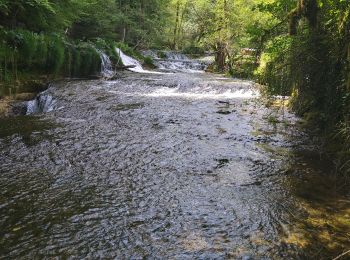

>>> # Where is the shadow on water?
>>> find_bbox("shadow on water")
[0,115,56,145]
[255,122,350,259]
[282,150,350,259]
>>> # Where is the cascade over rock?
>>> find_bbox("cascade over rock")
[97,50,115,78]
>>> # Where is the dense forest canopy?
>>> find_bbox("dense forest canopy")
[0,0,349,173]
[0,0,169,44]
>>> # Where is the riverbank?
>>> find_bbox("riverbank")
[0,76,50,117]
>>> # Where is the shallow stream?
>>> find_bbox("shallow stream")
[0,71,349,259]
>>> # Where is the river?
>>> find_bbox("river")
[0,55,349,259]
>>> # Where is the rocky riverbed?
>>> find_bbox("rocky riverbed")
[0,71,349,259]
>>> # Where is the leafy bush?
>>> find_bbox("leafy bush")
[255,35,293,96]
[0,29,104,94]
[182,46,205,56]
[157,51,167,59]
[18,30,38,67]
[47,35,65,74]
[143,56,156,68]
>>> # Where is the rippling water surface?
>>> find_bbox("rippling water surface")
[0,72,349,259]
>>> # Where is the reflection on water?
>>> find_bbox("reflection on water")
[0,116,56,145]
[282,150,350,259]
[0,72,349,259]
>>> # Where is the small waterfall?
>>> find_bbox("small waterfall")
[115,48,145,73]
[164,51,189,61]
[115,48,162,74]
[156,59,206,72]
[97,50,115,78]
[141,50,208,72]
[27,91,56,115]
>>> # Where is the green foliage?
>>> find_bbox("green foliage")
[47,35,65,74]
[253,0,350,174]
[18,31,37,67]
[157,51,167,59]
[256,35,293,96]
[230,56,256,79]
[143,56,156,68]
[182,46,205,57]
[114,0,169,47]
[115,42,141,59]
[0,0,81,32]
[0,28,103,91]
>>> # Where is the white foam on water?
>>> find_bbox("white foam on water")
[115,48,164,74]
[142,87,260,99]
[140,49,208,73]
[97,50,115,78]
[27,92,56,115]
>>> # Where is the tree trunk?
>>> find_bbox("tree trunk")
[177,1,189,49]
[214,0,229,71]
[215,42,227,72]
[173,1,180,50]
[289,0,318,35]
[122,27,126,43]
[347,43,350,91]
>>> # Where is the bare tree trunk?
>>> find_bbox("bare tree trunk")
[122,27,126,43]
[178,1,189,50]
[173,1,180,50]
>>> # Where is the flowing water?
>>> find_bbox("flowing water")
[97,50,115,79]
[0,55,350,259]
[115,48,162,74]
[142,50,208,72]
[26,89,56,115]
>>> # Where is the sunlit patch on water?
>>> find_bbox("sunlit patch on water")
[284,200,350,251]
[280,159,350,258]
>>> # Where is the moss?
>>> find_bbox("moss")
[143,56,156,69]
